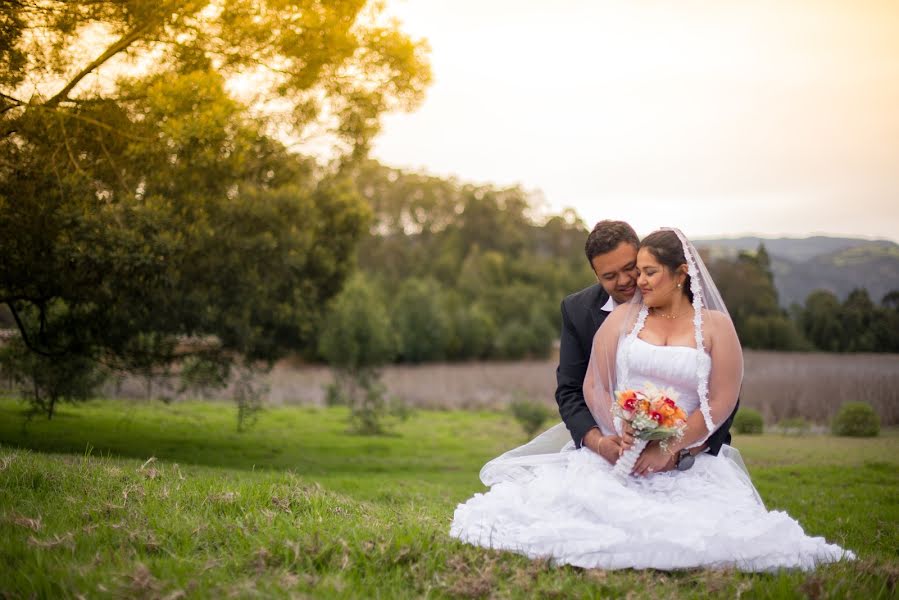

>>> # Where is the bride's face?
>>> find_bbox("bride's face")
[636,248,686,307]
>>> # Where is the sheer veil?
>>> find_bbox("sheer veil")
[480,227,747,487]
[584,227,743,448]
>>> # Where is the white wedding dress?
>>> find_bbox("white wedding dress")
[450,337,854,571]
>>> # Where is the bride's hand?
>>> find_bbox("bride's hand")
[632,442,675,477]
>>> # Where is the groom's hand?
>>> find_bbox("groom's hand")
[583,428,622,465]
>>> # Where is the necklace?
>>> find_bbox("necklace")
[651,307,680,320]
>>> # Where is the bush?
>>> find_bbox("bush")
[319,276,398,434]
[733,408,764,434]
[777,417,810,436]
[323,382,345,407]
[832,402,880,437]
[510,398,551,438]
[324,371,410,435]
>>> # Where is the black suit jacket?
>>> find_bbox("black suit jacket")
[554,284,737,455]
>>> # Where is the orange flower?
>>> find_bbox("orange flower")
[617,390,638,411]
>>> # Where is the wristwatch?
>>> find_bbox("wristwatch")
[676,449,695,471]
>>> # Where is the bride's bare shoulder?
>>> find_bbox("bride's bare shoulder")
[701,309,738,338]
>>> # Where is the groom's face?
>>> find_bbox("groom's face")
[591,242,639,304]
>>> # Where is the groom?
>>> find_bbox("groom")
[555,220,737,470]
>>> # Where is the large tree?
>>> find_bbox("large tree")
[709,245,806,350]
[0,0,430,414]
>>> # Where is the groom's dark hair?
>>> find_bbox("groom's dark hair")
[585,220,639,263]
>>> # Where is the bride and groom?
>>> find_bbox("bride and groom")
[450,221,853,571]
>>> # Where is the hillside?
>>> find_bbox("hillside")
[694,236,899,307]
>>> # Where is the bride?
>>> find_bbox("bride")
[450,228,854,571]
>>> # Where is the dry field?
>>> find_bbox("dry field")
[100,351,899,426]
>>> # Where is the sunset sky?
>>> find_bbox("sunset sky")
[373,0,899,241]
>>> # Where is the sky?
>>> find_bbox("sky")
[372,0,899,241]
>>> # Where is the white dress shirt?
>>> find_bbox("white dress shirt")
[600,295,617,313]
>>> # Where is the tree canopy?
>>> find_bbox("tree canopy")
[0,0,430,414]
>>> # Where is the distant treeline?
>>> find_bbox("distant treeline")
[317,161,899,362]
[3,161,893,361]
[709,247,899,352]
[329,161,594,362]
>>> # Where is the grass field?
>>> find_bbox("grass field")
[0,398,897,599]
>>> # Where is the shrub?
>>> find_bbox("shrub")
[318,276,398,434]
[510,398,551,437]
[733,408,764,434]
[832,402,880,437]
[323,382,345,407]
[778,417,810,436]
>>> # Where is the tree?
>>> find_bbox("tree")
[710,244,805,350]
[442,293,496,360]
[0,337,106,419]
[870,305,899,353]
[318,275,398,434]
[0,1,430,415]
[840,288,876,352]
[882,290,899,311]
[390,278,450,363]
[800,290,844,352]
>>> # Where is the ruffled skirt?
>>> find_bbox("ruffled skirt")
[450,446,853,571]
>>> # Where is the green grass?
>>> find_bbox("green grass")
[0,398,897,599]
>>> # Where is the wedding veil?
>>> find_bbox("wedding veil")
[583,227,744,448]
[479,227,746,486]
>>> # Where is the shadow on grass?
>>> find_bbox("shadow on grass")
[0,398,494,483]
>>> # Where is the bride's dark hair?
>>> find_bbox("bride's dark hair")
[641,230,693,303]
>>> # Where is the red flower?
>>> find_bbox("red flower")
[664,398,676,408]
[624,397,637,411]
[650,411,663,423]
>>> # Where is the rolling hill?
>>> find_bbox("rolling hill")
[694,236,899,307]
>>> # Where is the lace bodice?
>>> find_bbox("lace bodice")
[614,304,716,435]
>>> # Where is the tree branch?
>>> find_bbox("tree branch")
[0,92,26,115]
[43,17,162,108]
[57,112,85,174]
[6,302,66,358]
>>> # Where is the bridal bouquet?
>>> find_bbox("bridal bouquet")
[611,383,687,480]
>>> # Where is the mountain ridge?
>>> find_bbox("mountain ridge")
[693,236,899,307]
